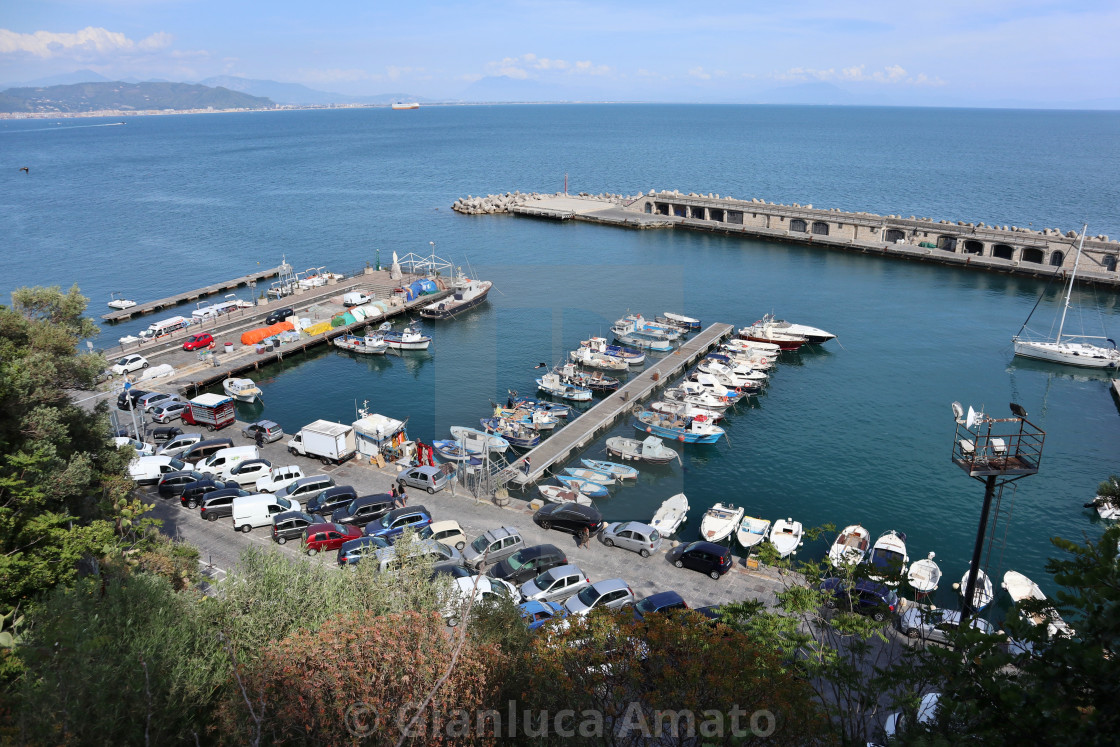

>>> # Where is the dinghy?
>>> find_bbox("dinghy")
[867,530,909,585]
[1002,570,1075,638]
[736,515,772,551]
[828,524,871,568]
[699,503,744,543]
[539,484,593,506]
[605,435,678,464]
[768,518,804,558]
[555,476,609,498]
[580,459,639,481]
[562,467,615,485]
[959,566,994,611]
[907,552,942,599]
[649,493,690,535]
[449,426,509,453]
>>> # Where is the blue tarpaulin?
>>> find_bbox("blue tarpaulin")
[405,279,439,300]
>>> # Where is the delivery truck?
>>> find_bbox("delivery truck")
[287,420,357,465]
[181,393,236,431]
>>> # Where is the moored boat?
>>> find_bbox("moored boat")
[222,377,263,404]
[610,320,675,351]
[699,503,744,543]
[736,515,772,551]
[555,475,609,498]
[556,363,620,392]
[660,312,700,330]
[539,484,593,506]
[511,397,571,418]
[449,426,510,453]
[536,373,593,402]
[431,439,478,462]
[581,336,645,365]
[650,400,724,423]
[769,518,804,558]
[580,459,639,481]
[739,320,808,351]
[758,313,835,344]
[383,323,432,351]
[633,409,725,444]
[1001,570,1075,638]
[959,566,994,611]
[621,314,683,340]
[828,524,871,568]
[479,417,539,449]
[108,292,136,310]
[907,552,942,599]
[333,333,389,355]
[866,530,909,585]
[605,435,678,464]
[419,273,492,320]
[562,467,615,485]
[569,346,629,371]
[649,493,690,535]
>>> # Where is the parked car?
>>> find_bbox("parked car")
[242,419,284,444]
[301,523,363,555]
[519,564,591,604]
[179,478,234,509]
[819,578,900,622]
[150,425,184,443]
[532,503,605,535]
[111,354,149,375]
[275,475,335,504]
[336,536,391,566]
[897,605,995,645]
[674,541,734,580]
[157,433,204,457]
[442,576,517,626]
[272,510,325,545]
[180,437,234,465]
[156,470,206,499]
[182,333,214,351]
[602,521,662,558]
[113,436,156,456]
[150,400,190,423]
[884,693,941,739]
[632,591,689,623]
[128,455,187,485]
[265,307,294,325]
[563,578,636,617]
[420,520,467,551]
[488,544,568,586]
[304,485,357,516]
[117,388,150,411]
[519,600,570,631]
[330,494,396,529]
[255,464,305,493]
[226,458,273,487]
[462,526,525,570]
[137,392,178,412]
[397,465,448,494]
[370,537,460,574]
[365,505,433,542]
[199,489,249,522]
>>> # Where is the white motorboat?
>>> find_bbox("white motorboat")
[569,346,629,371]
[722,338,782,357]
[649,493,690,535]
[333,333,388,355]
[758,313,835,344]
[662,386,732,415]
[107,292,136,310]
[712,348,776,371]
[1002,570,1075,638]
[605,435,679,464]
[1013,225,1120,369]
[686,373,749,402]
[866,530,909,585]
[581,336,646,365]
[699,503,744,543]
[907,552,942,599]
[383,323,432,351]
[1086,476,1120,520]
[650,399,724,423]
[660,312,700,330]
[959,566,994,611]
[736,515,772,551]
[697,359,768,386]
[768,518,804,558]
[449,426,509,453]
[828,524,871,568]
[739,320,808,351]
[539,484,593,506]
[536,372,593,402]
[222,377,263,403]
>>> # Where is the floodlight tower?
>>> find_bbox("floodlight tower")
[950,402,1045,617]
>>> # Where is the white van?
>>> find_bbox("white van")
[343,291,373,307]
[193,445,260,478]
[129,455,188,485]
[138,315,190,340]
[232,494,301,533]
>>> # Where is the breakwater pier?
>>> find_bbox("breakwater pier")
[454,191,1120,287]
[101,266,283,322]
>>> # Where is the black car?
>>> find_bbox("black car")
[487,543,568,585]
[199,491,247,522]
[156,470,207,499]
[265,307,294,325]
[272,510,325,545]
[819,578,899,622]
[674,541,734,580]
[330,494,395,529]
[532,503,604,535]
[151,425,184,443]
[179,478,234,509]
[633,591,689,622]
[431,564,474,581]
[117,388,150,411]
[305,485,359,517]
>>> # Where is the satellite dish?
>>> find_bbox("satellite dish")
[951,401,964,421]
[966,406,978,430]
[1010,402,1028,418]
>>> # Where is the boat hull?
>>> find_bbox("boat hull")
[581,459,639,480]
[419,282,492,320]
[1013,339,1120,368]
[769,520,803,558]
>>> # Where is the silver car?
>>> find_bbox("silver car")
[564,578,636,617]
[602,521,662,558]
[898,606,995,646]
[462,526,525,570]
[519,564,590,604]
[150,400,190,423]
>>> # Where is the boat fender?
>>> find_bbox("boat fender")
[646,427,652,433]
[735,387,742,394]
[678,435,686,442]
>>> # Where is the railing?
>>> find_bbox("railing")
[952,417,1045,477]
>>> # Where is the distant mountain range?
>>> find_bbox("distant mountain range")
[197,76,426,106]
[0,82,272,113]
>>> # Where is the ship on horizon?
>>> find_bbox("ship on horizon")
[391,102,420,110]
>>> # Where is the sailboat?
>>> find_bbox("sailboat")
[1012,224,1120,369]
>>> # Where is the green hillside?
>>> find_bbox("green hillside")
[0,81,274,113]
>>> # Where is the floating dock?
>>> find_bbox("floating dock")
[101,266,284,322]
[504,323,734,488]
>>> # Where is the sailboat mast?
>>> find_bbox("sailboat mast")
[1055,224,1089,343]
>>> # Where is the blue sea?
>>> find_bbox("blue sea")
[4,104,1120,617]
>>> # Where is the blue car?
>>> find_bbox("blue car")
[518,600,570,631]
[633,590,689,622]
[365,505,433,542]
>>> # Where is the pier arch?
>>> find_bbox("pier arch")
[644,202,653,214]
[790,219,808,232]
[811,221,830,236]
[1105,255,1118,272]
[963,240,985,255]
[884,228,906,243]
[937,235,957,252]
[1021,247,1044,264]
[992,244,1014,260]
[1050,251,1065,267]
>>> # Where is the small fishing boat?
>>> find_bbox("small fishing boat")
[536,373,593,402]
[659,312,700,331]
[333,333,389,355]
[610,320,675,351]
[581,336,645,365]
[620,314,684,340]
[1002,570,1075,638]
[828,524,871,568]
[539,484,593,506]
[662,387,732,416]
[510,397,571,418]
[1084,477,1120,520]
[555,476,610,498]
[736,515,772,551]
[633,410,725,444]
[649,493,690,535]
[479,417,539,449]
[222,377,263,404]
[739,320,808,351]
[907,552,942,599]
[650,400,725,423]
[959,566,994,611]
[681,374,747,403]
[562,467,615,485]
[449,426,510,453]
[580,459,639,481]
[383,323,432,351]
[432,440,478,462]
[768,518,804,558]
[491,406,560,431]
[699,503,744,543]
[866,530,909,585]
[569,346,629,371]
[605,435,678,464]
[107,292,136,310]
[758,313,835,344]
[555,363,620,392]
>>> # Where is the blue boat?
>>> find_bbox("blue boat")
[580,459,639,481]
[536,373,593,402]
[432,439,481,462]
[555,476,610,498]
[480,417,540,449]
[610,320,675,352]
[512,397,571,418]
[632,410,725,444]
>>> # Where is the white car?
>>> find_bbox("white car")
[111,354,149,375]
[112,436,156,456]
[441,576,517,626]
[226,458,273,488]
[255,464,305,493]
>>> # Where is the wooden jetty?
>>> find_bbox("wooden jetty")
[101,266,283,322]
[504,323,734,488]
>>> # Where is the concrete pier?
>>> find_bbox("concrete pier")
[101,266,284,322]
[504,323,734,489]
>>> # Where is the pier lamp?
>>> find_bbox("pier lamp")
[949,401,1045,617]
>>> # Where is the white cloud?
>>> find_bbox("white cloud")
[484,53,611,79]
[776,63,943,86]
[0,27,171,59]
[688,66,711,80]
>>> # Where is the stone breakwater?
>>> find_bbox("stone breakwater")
[452,191,638,215]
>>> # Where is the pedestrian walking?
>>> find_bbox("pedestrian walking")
[398,485,408,507]
[523,457,531,476]
[578,526,590,549]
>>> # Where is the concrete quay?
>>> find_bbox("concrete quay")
[101,266,283,322]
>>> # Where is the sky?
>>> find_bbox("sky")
[2,0,1118,106]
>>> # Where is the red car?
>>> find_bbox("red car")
[302,523,363,555]
[182,333,215,351]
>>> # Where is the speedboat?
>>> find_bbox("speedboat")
[562,467,615,485]
[757,313,835,344]
[907,552,942,599]
[449,426,509,453]
[649,493,689,535]
[383,323,432,351]
[736,515,772,551]
[605,435,678,464]
[555,476,609,498]
[696,359,768,386]
[222,377,263,404]
[866,530,909,585]
[581,336,645,365]
[580,459,639,481]
[662,387,732,416]
[1002,570,1075,638]
[959,566,994,611]
[108,292,136,310]
[828,524,871,568]
[739,320,808,351]
[722,338,782,357]
[539,484,593,506]
[536,373,593,402]
[333,333,388,355]
[768,518,804,558]
[699,503,744,543]
[569,346,629,371]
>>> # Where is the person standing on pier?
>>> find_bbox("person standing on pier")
[523,457,531,476]
[254,429,264,449]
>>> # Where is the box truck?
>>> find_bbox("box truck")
[287,420,357,465]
